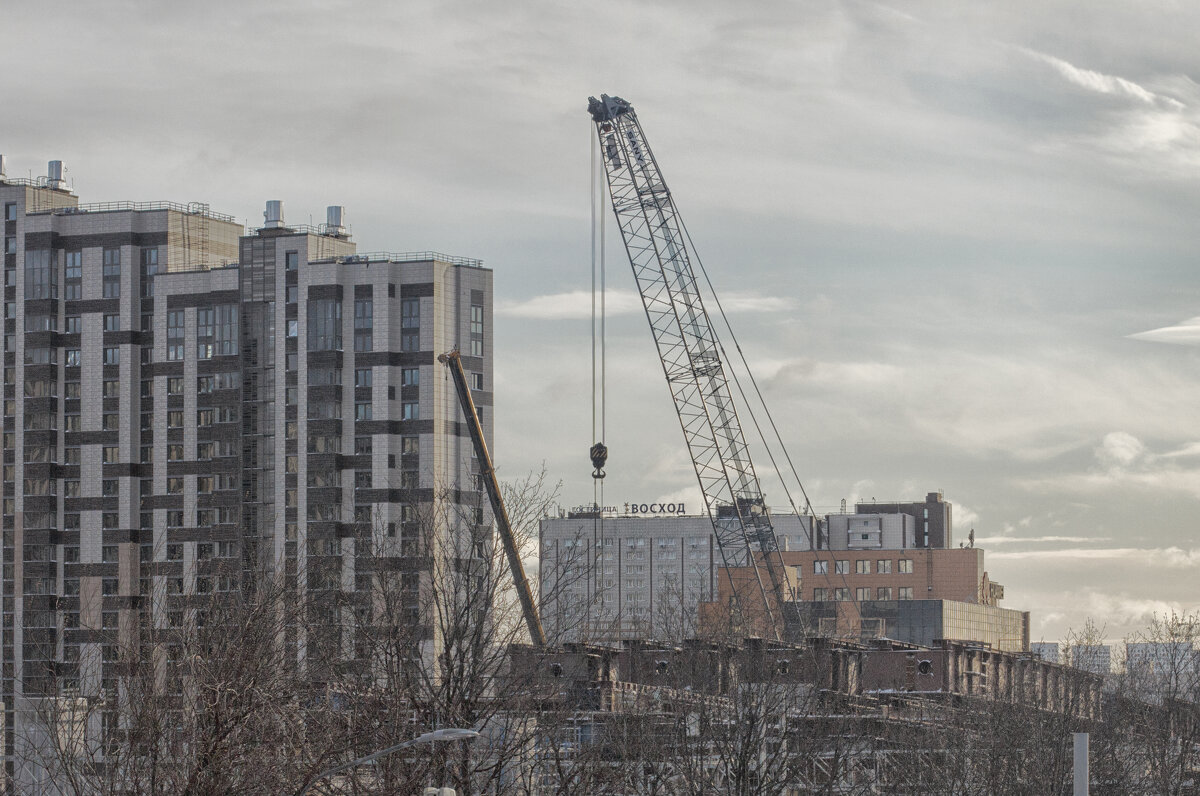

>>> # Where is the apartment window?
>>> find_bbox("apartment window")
[813,560,828,575]
[166,512,184,529]
[3,237,13,254]
[307,298,342,351]
[102,413,118,431]
[200,304,237,357]
[197,477,213,494]
[834,560,849,575]
[402,402,419,421]
[102,545,119,563]
[898,587,914,600]
[64,315,81,334]
[856,587,871,601]
[353,298,373,352]
[401,298,419,328]
[470,338,483,357]
[813,587,829,601]
[4,203,15,221]
[64,479,80,498]
[102,513,119,529]
[401,367,419,387]
[167,477,183,494]
[877,587,893,600]
[24,250,56,299]
[285,251,298,271]
[196,409,213,426]
[24,313,56,332]
[855,559,869,575]
[355,402,372,421]
[103,379,120,398]
[65,349,80,367]
[355,436,372,455]
[167,410,183,428]
[470,304,483,335]
[102,248,121,297]
[103,347,120,365]
[167,310,185,360]
[355,367,372,388]
[141,247,158,297]
[470,372,483,391]
[286,285,298,304]
[167,444,184,461]
[103,446,119,463]
[167,376,183,395]
[833,588,850,602]
[104,314,120,332]
[899,559,913,574]
[64,446,80,465]
[877,559,892,574]
[402,436,419,456]
[196,307,214,358]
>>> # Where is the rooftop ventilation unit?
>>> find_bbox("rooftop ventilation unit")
[263,200,285,229]
[47,160,66,190]
[0,154,7,178]
[325,205,346,236]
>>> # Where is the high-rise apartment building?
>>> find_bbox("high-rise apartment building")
[1,160,492,787]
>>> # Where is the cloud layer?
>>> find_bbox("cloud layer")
[6,0,1200,643]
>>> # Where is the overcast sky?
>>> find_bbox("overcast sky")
[6,0,1200,646]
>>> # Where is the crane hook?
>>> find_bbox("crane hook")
[590,442,608,480]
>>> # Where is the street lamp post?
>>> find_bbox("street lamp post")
[298,728,480,796]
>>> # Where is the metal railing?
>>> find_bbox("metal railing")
[314,251,484,268]
[32,200,238,223]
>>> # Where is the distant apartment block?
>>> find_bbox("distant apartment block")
[1071,645,1113,676]
[1031,642,1060,664]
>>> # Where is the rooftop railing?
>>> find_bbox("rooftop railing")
[319,251,485,268]
[31,200,238,224]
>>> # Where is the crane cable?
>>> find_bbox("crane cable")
[677,212,863,629]
[591,129,608,487]
[590,127,609,634]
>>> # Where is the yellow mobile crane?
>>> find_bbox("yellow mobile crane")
[439,350,547,647]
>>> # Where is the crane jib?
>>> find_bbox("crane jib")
[587,93,800,640]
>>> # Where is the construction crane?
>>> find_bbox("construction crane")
[439,350,547,648]
[587,94,798,640]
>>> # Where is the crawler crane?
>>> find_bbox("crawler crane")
[587,94,800,640]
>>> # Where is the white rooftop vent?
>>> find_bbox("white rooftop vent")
[47,160,66,190]
[0,154,7,178]
[263,200,285,229]
[325,205,346,236]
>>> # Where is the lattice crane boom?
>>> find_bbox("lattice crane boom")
[587,94,795,639]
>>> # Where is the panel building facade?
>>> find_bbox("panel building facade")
[1,160,492,787]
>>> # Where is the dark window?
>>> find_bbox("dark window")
[307,298,342,351]
[353,298,373,352]
[102,248,121,297]
[23,250,56,299]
